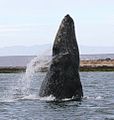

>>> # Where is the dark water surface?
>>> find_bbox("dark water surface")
[0,72,114,120]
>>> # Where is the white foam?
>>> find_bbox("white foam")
[83,96,103,100]
[0,98,15,103]
[21,94,38,100]
[19,94,55,101]
[95,96,102,100]
[39,95,56,101]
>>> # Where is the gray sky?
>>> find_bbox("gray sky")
[0,0,114,48]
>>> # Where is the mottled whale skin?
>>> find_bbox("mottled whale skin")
[39,15,83,100]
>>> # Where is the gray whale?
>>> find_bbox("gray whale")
[39,15,83,100]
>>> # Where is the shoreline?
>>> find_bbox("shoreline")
[0,67,26,73]
[0,59,114,73]
[80,59,114,71]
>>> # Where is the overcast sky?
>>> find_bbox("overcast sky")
[0,0,114,48]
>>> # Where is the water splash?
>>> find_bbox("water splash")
[15,55,51,98]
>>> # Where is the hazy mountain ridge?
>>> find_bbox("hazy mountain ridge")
[0,44,52,56]
[79,45,114,54]
[0,44,114,56]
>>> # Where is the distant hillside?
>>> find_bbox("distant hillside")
[0,54,114,67]
[79,45,114,54]
[0,44,113,56]
[0,44,52,56]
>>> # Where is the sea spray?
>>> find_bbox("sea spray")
[16,55,51,98]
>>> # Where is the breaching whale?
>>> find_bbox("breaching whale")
[39,15,83,100]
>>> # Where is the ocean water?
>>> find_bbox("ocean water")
[0,72,114,120]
